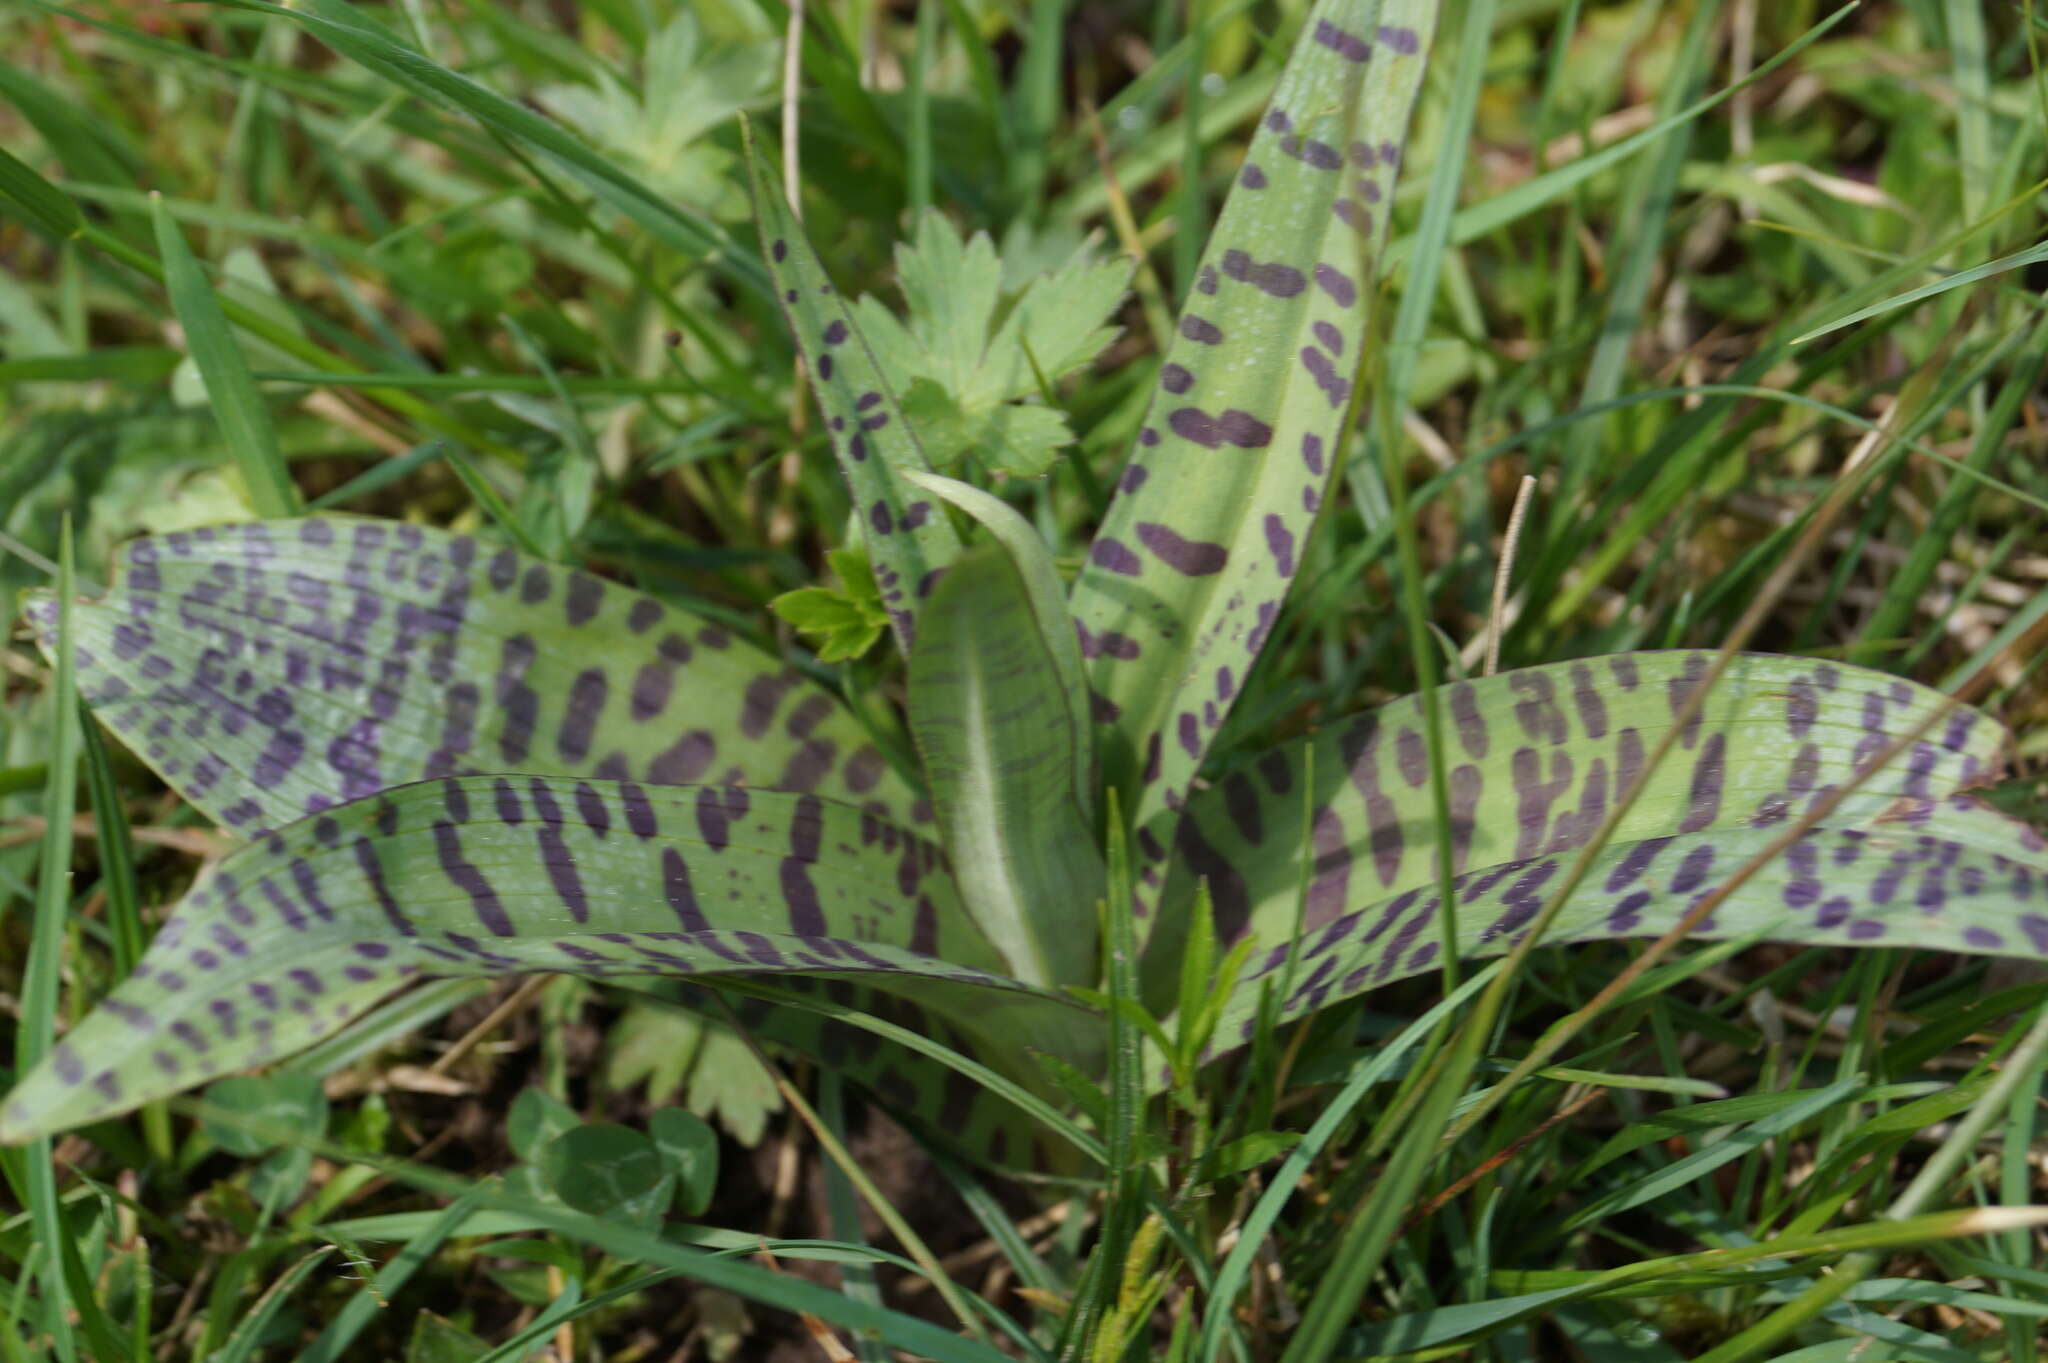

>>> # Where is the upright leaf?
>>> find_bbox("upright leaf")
[1069,0,1438,850]
[741,121,962,653]
[0,779,1077,1143]
[908,544,1105,989]
[24,517,923,836]
[906,470,1095,824]
[153,195,301,519]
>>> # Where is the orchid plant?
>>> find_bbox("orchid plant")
[8,0,2047,1189]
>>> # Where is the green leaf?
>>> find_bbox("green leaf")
[406,1313,491,1363]
[907,544,1105,989]
[152,194,301,520]
[247,0,763,296]
[903,470,1094,825]
[650,1107,719,1216]
[507,1087,580,1164]
[681,1025,782,1148]
[771,588,886,663]
[1146,646,2023,1019]
[771,548,890,663]
[23,516,926,837]
[0,144,85,241]
[535,12,777,222]
[852,211,1129,475]
[1068,0,1439,859]
[602,1000,706,1105]
[541,1124,671,1223]
[0,778,1063,1143]
[1200,1130,1303,1182]
[1204,773,2039,1047]
[901,382,1075,479]
[740,120,962,654]
[201,1072,329,1157]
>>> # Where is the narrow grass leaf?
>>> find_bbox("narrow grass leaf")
[151,193,300,518]
[0,144,85,241]
[304,440,448,510]
[18,522,81,1363]
[212,1250,333,1363]
[1562,1080,1857,1231]
[294,1187,488,1363]
[1793,241,2048,345]
[0,348,180,383]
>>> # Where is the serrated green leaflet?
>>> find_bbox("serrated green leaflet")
[741,119,962,654]
[849,211,1131,477]
[22,517,921,835]
[909,543,1104,990]
[1069,0,1438,855]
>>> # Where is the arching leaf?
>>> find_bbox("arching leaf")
[24,516,923,835]
[1069,0,1438,866]
[741,120,962,654]
[0,779,1081,1144]
[1206,797,2048,1054]
[909,543,1104,989]
[1141,652,2045,1047]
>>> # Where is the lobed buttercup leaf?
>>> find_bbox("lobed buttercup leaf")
[740,120,962,652]
[0,778,1063,1143]
[23,517,924,837]
[851,211,1131,476]
[659,978,1084,1170]
[1068,0,1440,879]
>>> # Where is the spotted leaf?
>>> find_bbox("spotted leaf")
[908,542,1105,990]
[0,778,1083,1143]
[741,120,962,653]
[23,517,921,836]
[1205,797,2048,1055]
[1069,0,1438,851]
[1136,652,2045,1045]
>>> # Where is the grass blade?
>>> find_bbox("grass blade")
[16,523,82,1362]
[151,192,300,517]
